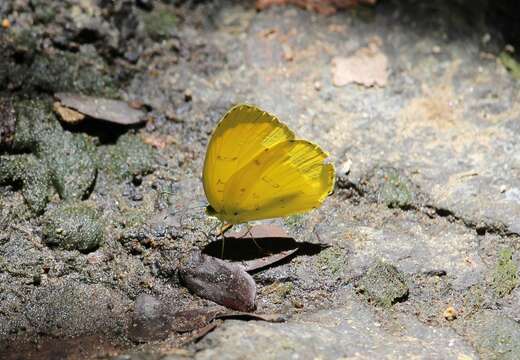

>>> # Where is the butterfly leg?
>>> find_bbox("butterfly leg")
[218,223,233,258]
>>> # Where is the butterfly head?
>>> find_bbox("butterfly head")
[205,205,218,217]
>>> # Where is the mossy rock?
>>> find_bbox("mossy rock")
[316,247,346,275]
[11,99,57,152]
[43,202,104,252]
[141,6,177,41]
[0,154,51,214]
[39,131,97,200]
[11,99,97,200]
[0,30,117,96]
[357,260,409,307]
[28,51,118,96]
[491,248,518,298]
[97,133,155,182]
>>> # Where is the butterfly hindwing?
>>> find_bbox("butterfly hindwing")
[222,140,335,223]
[203,104,295,213]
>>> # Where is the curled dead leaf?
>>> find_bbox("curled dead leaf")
[54,93,146,125]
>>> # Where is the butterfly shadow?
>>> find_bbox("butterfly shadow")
[202,225,328,272]
[61,117,144,144]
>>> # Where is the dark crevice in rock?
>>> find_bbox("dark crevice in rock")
[423,204,519,240]
[339,168,520,240]
[335,175,364,198]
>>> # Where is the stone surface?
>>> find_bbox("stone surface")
[128,294,170,342]
[464,310,520,360]
[1,1,520,359]
[194,292,478,360]
[23,282,129,337]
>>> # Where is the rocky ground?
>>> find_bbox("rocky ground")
[1,0,520,359]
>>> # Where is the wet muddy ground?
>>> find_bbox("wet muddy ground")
[1,0,520,359]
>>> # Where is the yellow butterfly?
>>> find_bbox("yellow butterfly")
[203,104,335,227]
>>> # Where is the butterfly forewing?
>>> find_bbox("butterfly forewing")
[203,104,294,213]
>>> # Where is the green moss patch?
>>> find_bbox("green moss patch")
[492,248,518,298]
[499,52,520,80]
[361,167,420,209]
[12,99,97,201]
[316,247,346,276]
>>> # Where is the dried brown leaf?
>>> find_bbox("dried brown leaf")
[226,224,290,239]
[55,93,146,125]
[241,247,299,272]
[172,306,226,333]
[172,306,285,333]
[53,102,85,124]
[222,225,299,271]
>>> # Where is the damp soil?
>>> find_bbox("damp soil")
[1,1,520,359]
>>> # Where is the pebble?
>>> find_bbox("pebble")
[128,294,170,342]
[505,44,515,53]
[443,306,457,321]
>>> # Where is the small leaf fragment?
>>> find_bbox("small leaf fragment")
[53,102,85,124]
[172,306,286,333]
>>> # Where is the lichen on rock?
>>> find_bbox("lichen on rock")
[357,260,409,307]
